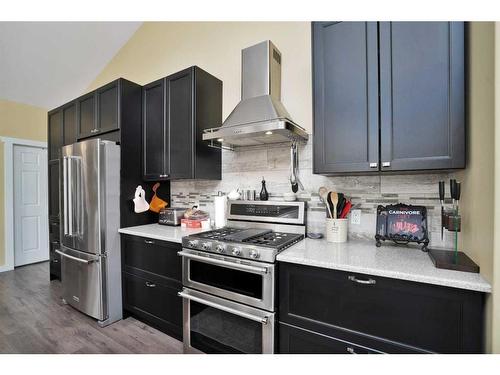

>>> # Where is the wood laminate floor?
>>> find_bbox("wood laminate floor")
[0,262,184,354]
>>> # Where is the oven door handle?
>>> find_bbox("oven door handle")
[178,251,269,274]
[178,291,269,324]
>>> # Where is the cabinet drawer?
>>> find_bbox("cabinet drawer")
[279,262,484,353]
[122,272,182,340]
[279,322,378,354]
[122,235,182,284]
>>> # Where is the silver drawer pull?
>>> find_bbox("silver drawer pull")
[382,161,391,167]
[347,347,357,354]
[55,249,94,264]
[348,275,376,285]
[369,162,378,168]
[90,129,99,134]
[144,240,155,245]
[178,251,269,274]
[145,281,156,288]
[178,291,269,324]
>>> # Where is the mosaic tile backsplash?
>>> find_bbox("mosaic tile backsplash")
[170,141,458,249]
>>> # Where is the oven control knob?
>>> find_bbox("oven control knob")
[188,240,198,248]
[232,247,242,256]
[215,244,225,253]
[202,242,212,250]
[249,250,260,259]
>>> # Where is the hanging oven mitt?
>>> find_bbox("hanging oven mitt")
[149,182,168,213]
[133,185,149,213]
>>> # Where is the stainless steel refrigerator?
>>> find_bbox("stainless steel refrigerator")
[57,139,122,327]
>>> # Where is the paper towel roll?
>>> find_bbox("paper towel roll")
[214,193,228,228]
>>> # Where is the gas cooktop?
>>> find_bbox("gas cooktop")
[195,227,302,248]
[182,227,304,263]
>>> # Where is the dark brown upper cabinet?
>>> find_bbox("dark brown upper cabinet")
[76,91,96,139]
[62,101,77,146]
[96,80,119,134]
[313,22,465,175]
[142,66,222,181]
[48,108,63,161]
[77,79,120,139]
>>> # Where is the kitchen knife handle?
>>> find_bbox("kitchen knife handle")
[438,181,445,201]
[450,179,457,200]
[456,182,461,201]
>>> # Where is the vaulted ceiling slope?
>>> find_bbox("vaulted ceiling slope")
[0,22,142,109]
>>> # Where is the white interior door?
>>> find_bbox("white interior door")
[14,145,49,267]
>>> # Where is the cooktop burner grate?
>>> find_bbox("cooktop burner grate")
[195,227,244,240]
[191,227,304,250]
[243,232,304,249]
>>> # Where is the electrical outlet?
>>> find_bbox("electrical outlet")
[350,209,361,225]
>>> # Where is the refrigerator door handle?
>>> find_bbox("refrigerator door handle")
[74,157,83,237]
[55,249,95,264]
[68,156,74,236]
[63,156,69,236]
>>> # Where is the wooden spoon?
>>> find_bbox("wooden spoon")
[318,187,333,218]
[329,192,339,219]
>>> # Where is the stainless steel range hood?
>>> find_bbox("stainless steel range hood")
[203,40,308,148]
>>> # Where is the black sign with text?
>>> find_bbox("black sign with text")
[375,203,429,251]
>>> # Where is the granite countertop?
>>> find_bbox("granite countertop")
[277,238,492,293]
[118,223,210,243]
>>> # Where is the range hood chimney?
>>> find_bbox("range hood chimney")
[203,40,308,148]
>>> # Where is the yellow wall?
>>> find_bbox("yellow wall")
[493,22,500,354]
[0,99,47,266]
[88,22,312,133]
[456,22,496,353]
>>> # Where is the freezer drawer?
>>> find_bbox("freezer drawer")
[58,246,107,321]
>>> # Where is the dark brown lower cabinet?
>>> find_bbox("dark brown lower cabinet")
[279,323,379,354]
[121,235,183,341]
[122,272,182,341]
[49,240,61,281]
[278,262,485,354]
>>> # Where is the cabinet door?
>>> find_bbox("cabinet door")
[379,22,465,171]
[312,22,379,174]
[48,109,63,160]
[122,272,182,340]
[166,69,193,179]
[48,160,60,220]
[97,80,119,133]
[77,92,96,139]
[143,79,166,180]
[62,102,77,146]
[49,240,61,281]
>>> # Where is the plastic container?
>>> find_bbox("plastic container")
[325,218,348,243]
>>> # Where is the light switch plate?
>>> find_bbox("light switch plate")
[350,209,361,225]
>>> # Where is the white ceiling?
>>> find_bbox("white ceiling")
[0,22,142,109]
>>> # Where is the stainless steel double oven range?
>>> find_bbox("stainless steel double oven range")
[179,200,306,354]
